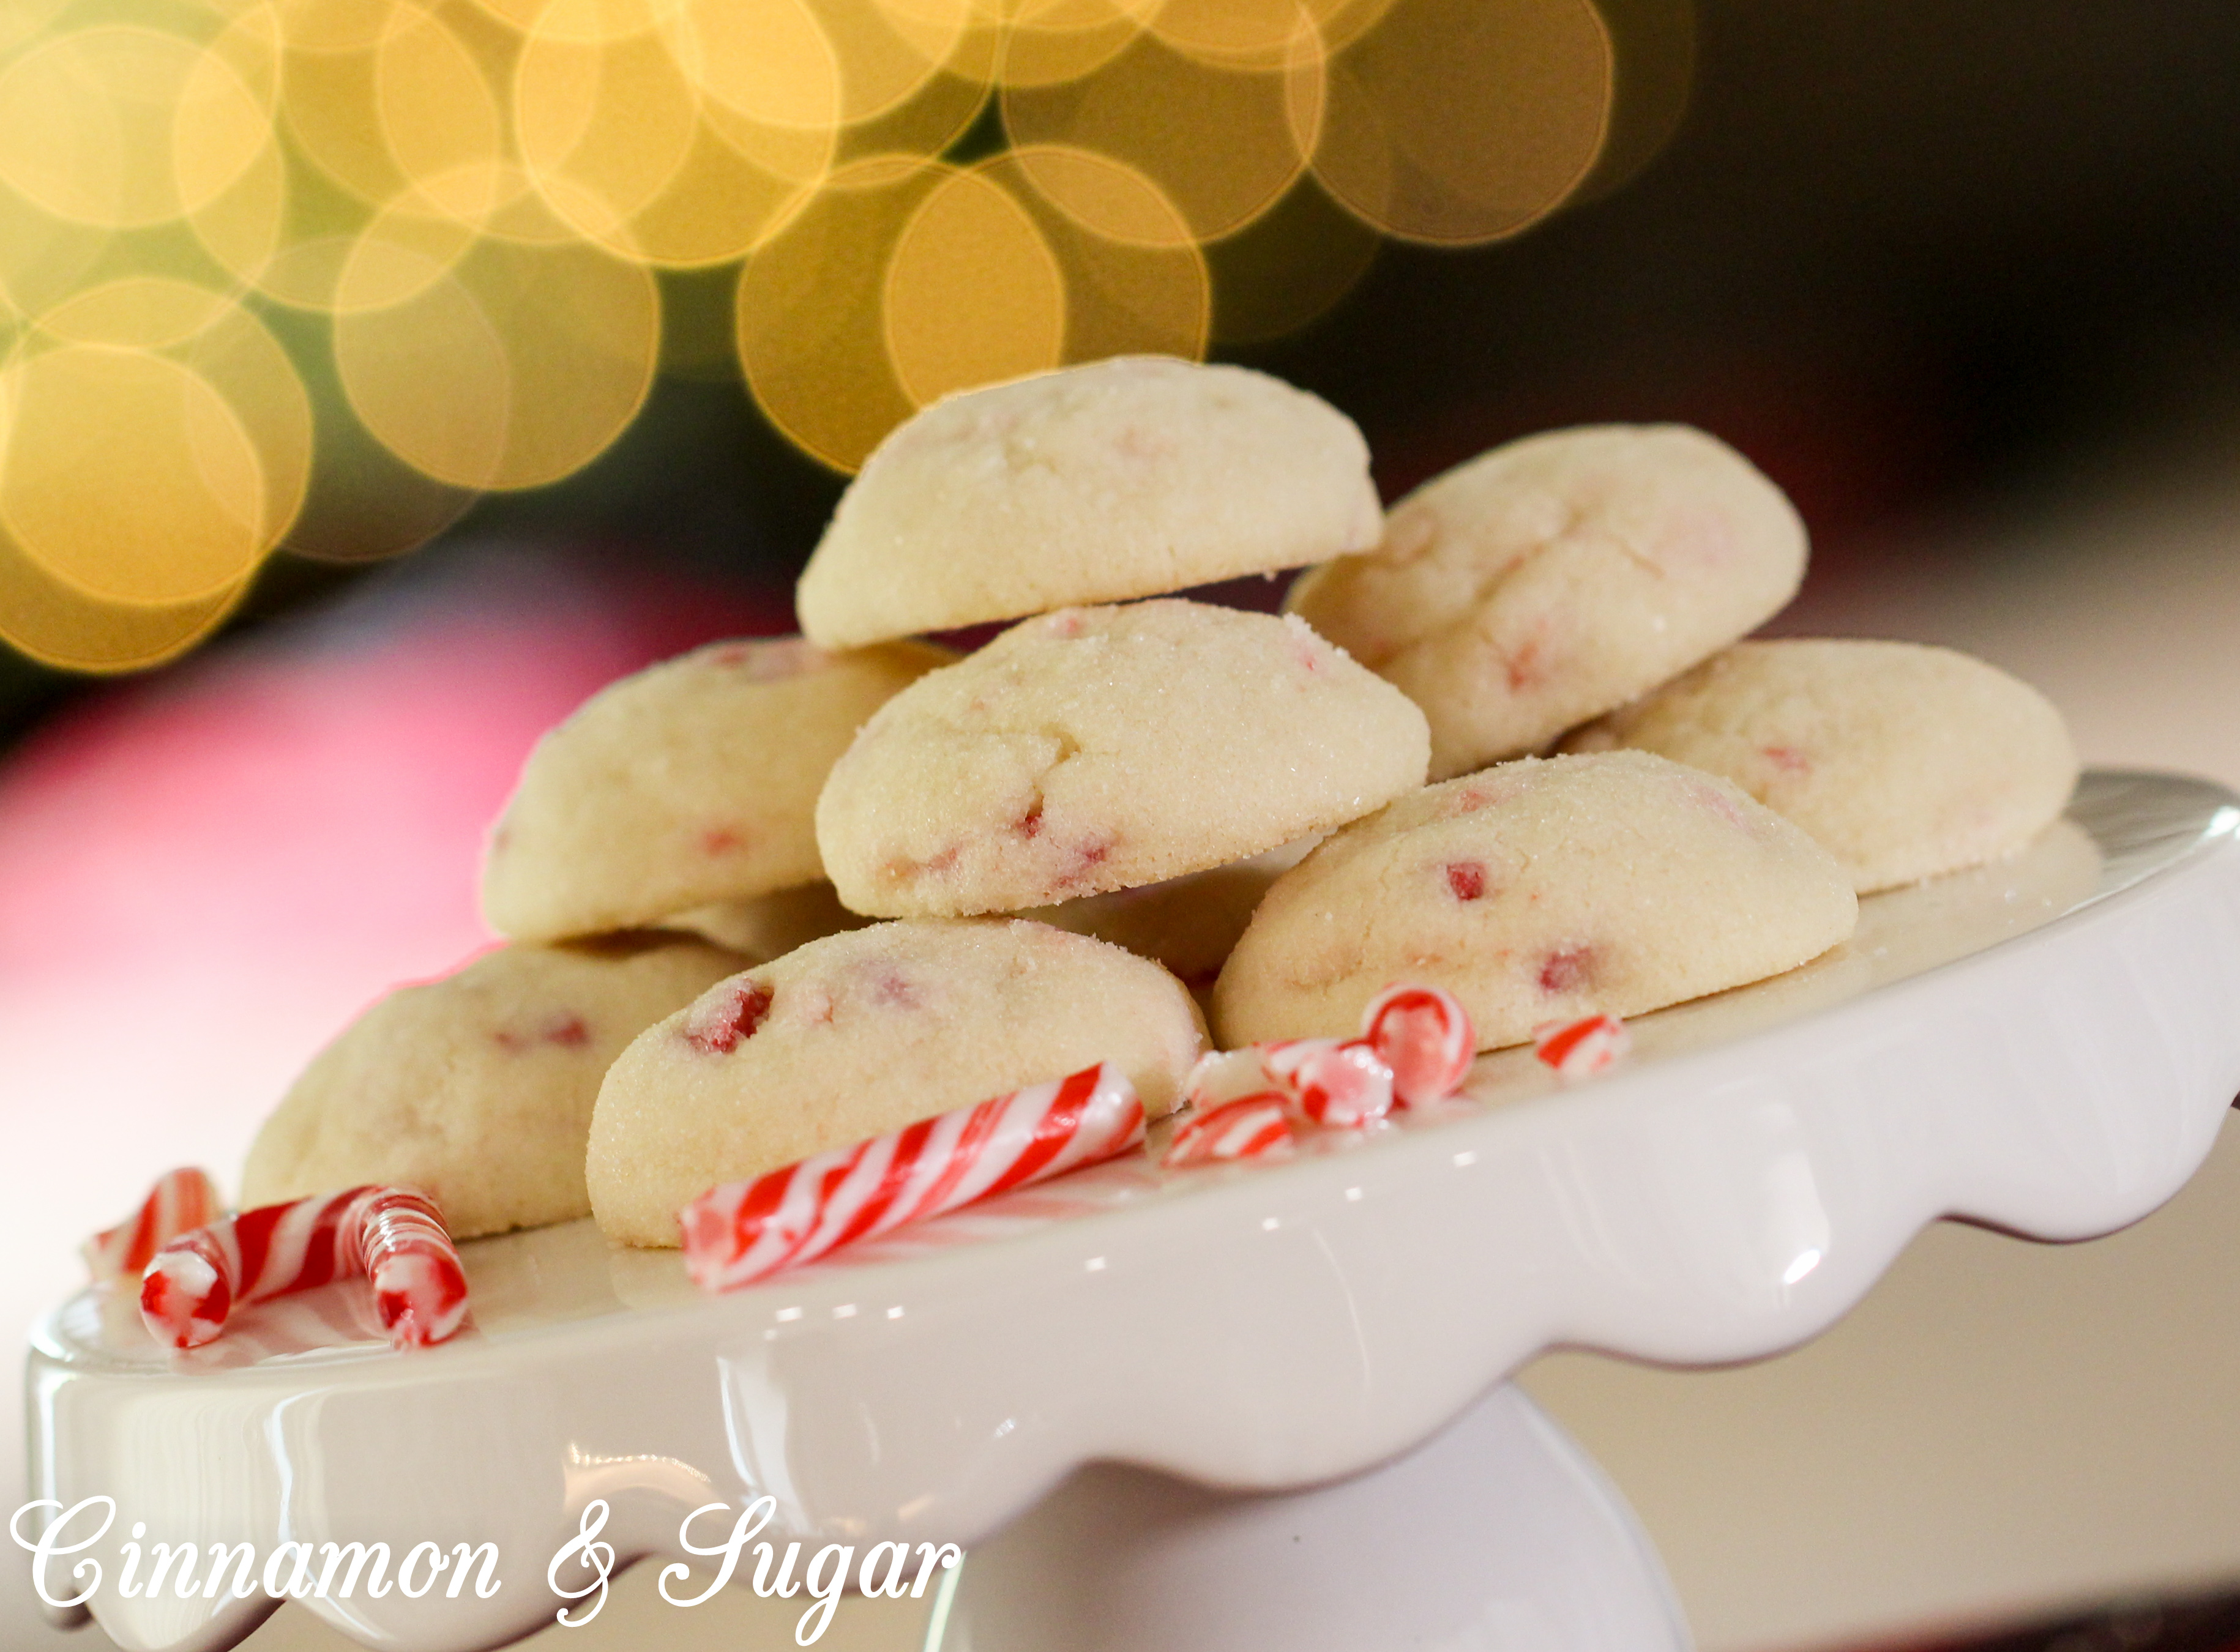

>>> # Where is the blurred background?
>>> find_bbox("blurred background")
[5,0,2240,1647]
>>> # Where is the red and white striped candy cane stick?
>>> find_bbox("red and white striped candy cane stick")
[1259,1038,1395,1127]
[683,1062,1144,1292]
[140,1186,469,1351]
[1534,1013,1630,1081]
[83,1167,222,1286]
[1161,1095,1294,1169]
[1360,984,1476,1107]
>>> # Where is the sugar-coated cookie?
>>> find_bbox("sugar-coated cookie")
[815,600,1430,918]
[1560,639,2078,893]
[1212,750,1856,1050]
[483,637,952,942]
[796,357,1382,649]
[1288,425,1806,779]
[242,935,742,1240]
[660,882,872,959]
[1021,837,1319,992]
[587,919,1207,1246]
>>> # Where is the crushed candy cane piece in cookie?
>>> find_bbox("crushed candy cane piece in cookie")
[1161,1096,1294,1169]
[683,1062,1144,1290]
[84,1167,222,1286]
[1533,1013,1631,1080]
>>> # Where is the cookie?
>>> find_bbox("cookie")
[1559,639,2078,893]
[1287,425,1807,779]
[815,600,1430,917]
[1212,750,1856,1050]
[482,636,952,942]
[660,882,872,959]
[796,357,1382,649]
[242,934,742,1240]
[586,918,1208,1246]
[1020,837,1319,993]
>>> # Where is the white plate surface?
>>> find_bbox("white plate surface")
[24,770,2240,1652]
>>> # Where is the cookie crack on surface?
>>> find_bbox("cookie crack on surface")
[1588,516,1670,579]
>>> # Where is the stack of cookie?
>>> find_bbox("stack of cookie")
[242,354,2078,1253]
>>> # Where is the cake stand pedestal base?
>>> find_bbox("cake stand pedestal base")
[938,1383,1688,1651]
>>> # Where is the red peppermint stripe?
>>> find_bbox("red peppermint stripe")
[1533,1013,1630,1079]
[976,1063,1108,1195]
[83,1168,222,1285]
[683,1063,1144,1291]
[824,1119,943,1257]
[1161,1095,1294,1169]
[1360,984,1476,1107]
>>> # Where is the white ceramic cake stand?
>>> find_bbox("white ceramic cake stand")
[22,772,2240,1652]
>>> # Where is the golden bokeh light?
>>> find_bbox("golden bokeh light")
[1001,26,1322,242]
[739,150,1209,474]
[282,36,414,207]
[987,0,1148,91]
[978,147,1209,362]
[272,0,425,57]
[334,233,659,489]
[273,330,482,563]
[736,155,940,472]
[285,178,488,314]
[1143,0,1381,72]
[1010,141,1192,247]
[883,165,1066,405]
[0,0,1693,674]
[0,26,272,229]
[7,278,310,599]
[0,0,70,58]
[175,301,315,553]
[835,23,995,160]
[189,141,468,313]
[1312,0,1615,244]
[336,259,507,488]
[515,24,702,245]
[473,0,682,48]
[0,185,113,322]
[174,17,282,215]
[0,344,269,604]
[658,0,841,131]
[373,5,514,225]
[814,0,974,127]
[0,535,247,672]
[38,273,234,349]
[598,113,826,266]
[28,279,318,589]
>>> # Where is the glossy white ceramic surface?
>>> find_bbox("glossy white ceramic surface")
[939,1382,1688,1652]
[23,771,2240,1652]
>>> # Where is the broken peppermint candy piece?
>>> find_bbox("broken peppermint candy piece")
[1533,1013,1630,1081]
[1359,984,1476,1106]
[1161,1096,1294,1169]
